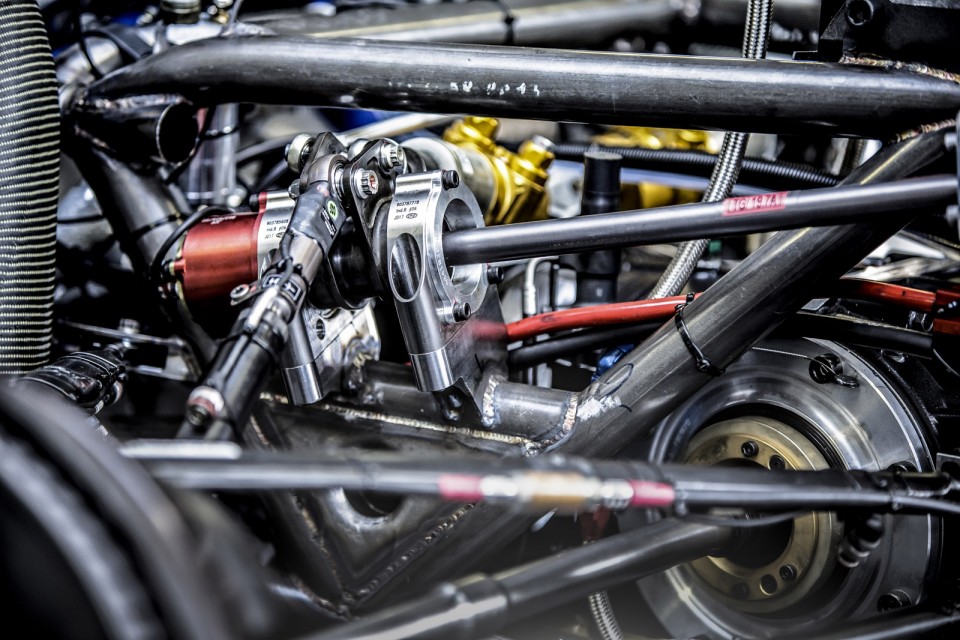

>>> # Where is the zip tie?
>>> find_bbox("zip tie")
[674,292,724,377]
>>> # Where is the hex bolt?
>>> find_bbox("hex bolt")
[354,170,380,198]
[846,0,875,28]
[888,460,917,473]
[731,582,750,599]
[877,591,910,612]
[230,284,250,300]
[285,133,314,173]
[779,565,797,581]
[441,169,460,190]
[740,441,759,458]
[486,265,504,284]
[379,142,406,171]
[186,403,211,427]
[769,454,786,470]
[453,302,472,322]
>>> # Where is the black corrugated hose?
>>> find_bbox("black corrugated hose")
[0,0,60,374]
[550,143,839,190]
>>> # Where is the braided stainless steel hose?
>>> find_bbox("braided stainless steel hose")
[648,0,774,299]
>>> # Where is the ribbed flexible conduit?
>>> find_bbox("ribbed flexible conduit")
[0,1,60,374]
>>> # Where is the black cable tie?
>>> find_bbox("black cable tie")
[491,0,516,45]
[674,293,724,377]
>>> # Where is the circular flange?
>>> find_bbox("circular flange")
[632,338,937,639]
[682,418,841,613]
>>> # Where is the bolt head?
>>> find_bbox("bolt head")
[453,302,472,322]
[379,142,406,170]
[286,134,314,173]
[846,0,875,28]
[769,454,786,471]
[441,169,460,190]
[779,565,797,581]
[355,170,380,198]
[486,265,504,284]
[740,441,759,458]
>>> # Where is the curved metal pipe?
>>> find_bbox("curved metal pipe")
[82,36,960,137]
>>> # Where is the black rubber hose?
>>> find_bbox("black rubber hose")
[0,431,164,640]
[507,313,933,368]
[0,1,60,374]
[550,143,840,190]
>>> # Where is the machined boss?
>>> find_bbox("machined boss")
[385,171,487,323]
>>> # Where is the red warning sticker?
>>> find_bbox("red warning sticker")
[722,191,789,216]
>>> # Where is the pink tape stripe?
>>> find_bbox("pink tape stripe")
[438,473,484,502]
[629,480,676,507]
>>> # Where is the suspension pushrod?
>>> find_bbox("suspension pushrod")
[442,175,958,265]
[83,36,960,137]
[128,445,957,516]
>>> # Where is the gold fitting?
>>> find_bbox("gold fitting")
[518,471,598,512]
[511,140,554,182]
[444,116,500,154]
[681,417,841,614]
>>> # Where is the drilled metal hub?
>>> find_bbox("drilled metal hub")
[682,418,841,613]
[634,338,937,639]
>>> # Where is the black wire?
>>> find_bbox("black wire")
[251,160,291,194]
[507,324,659,369]
[236,138,289,166]
[506,312,933,369]
[897,496,960,518]
[682,510,810,528]
[150,206,234,286]
[58,214,106,225]
[74,2,103,79]
[163,105,219,184]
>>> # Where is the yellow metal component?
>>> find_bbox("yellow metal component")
[594,126,719,153]
[443,117,554,226]
[681,417,842,614]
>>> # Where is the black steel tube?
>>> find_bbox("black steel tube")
[83,37,960,137]
[576,151,622,304]
[777,610,960,640]
[130,446,960,518]
[443,176,957,265]
[300,520,729,640]
[546,142,840,189]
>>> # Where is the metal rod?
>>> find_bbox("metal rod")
[442,175,958,265]
[777,610,960,640]
[299,520,730,640]
[83,37,960,137]
[128,446,958,516]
